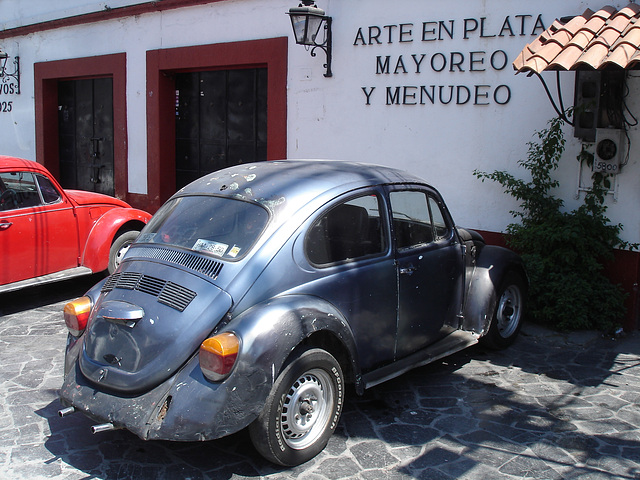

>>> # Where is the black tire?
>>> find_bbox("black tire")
[249,347,344,466]
[108,230,139,274]
[481,271,526,349]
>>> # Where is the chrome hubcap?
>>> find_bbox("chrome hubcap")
[496,285,522,338]
[280,369,334,450]
[114,242,132,269]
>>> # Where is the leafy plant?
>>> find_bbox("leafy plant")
[473,115,627,331]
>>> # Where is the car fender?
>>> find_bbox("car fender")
[229,294,360,390]
[462,245,527,335]
[137,294,362,441]
[81,208,151,272]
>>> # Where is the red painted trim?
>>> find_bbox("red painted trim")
[605,249,640,332]
[475,229,509,249]
[146,37,288,212]
[0,0,228,40]
[34,53,129,202]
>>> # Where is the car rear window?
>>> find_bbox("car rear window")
[136,195,269,260]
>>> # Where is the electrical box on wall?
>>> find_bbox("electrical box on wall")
[573,70,625,142]
[574,71,601,142]
[593,128,625,175]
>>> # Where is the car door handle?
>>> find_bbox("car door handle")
[0,221,12,231]
[399,265,416,275]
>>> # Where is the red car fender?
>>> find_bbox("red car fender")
[81,208,152,272]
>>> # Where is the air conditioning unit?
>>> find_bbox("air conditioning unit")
[593,128,625,175]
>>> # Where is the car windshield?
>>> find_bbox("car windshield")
[136,195,269,260]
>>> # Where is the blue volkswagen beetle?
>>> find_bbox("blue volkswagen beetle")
[59,160,526,466]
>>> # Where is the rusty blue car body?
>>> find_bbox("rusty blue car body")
[60,160,526,466]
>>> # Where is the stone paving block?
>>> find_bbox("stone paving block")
[1,279,640,479]
[360,468,417,480]
[350,440,399,469]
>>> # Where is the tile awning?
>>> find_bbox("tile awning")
[513,3,640,74]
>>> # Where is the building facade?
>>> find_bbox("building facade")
[1,0,639,329]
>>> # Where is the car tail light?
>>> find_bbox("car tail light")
[199,332,239,382]
[64,296,93,337]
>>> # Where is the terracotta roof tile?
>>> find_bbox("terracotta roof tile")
[596,26,623,46]
[576,42,610,68]
[548,44,585,70]
[562,14,591,35]
[619,3,640,17]
[569,30,595,49]
[551,29,573,45]
[618,24,640,47]
[609,13,634,32]
[606,41,637,67]
[582,15,609,34]
[514,3,640,73]
[523,56,551,73]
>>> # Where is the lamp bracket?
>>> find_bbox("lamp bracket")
[310,16,332,77]
[0,54,20,95]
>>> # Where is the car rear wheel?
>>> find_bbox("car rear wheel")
[481,271,526,349]
[249,347,344,466]
[108,230,140,274]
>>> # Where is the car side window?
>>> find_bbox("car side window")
[35,174,62,204]
[306,194,386,266]
[390,190,450,249]
[0,172,42,211]
[428,196,450,241]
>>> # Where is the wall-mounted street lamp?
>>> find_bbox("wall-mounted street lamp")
[287,1,332,77]
[0,50,20,94]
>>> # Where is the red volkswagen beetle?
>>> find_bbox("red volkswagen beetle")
[0,156,151,293]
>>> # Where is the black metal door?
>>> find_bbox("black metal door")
[175,68,267,190]
[58,78,115,196]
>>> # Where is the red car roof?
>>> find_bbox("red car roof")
[0,156,50,174]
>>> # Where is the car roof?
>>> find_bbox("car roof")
[0,156,49,174]
[177,160,427,213]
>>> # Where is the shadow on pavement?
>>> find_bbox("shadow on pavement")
[0,274,105,317]
[38,335,640,479]
[37,398,282,479]
[30,312,640,479]
[352,336,640,479]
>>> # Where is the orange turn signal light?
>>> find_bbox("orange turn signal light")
[199,332,240,382]
[63,296,93,337]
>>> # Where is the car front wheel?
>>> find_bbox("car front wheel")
[481,271,526,349]
[249,347,344,466]
[108,230,140,274]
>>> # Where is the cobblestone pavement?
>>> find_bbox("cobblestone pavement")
[1,276,639,480]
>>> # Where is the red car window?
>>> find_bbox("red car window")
[0,172,42,210]
[35,174,62,204]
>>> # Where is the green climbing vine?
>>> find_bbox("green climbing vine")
[474,114,629,331]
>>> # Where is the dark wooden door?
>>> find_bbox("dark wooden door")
[175,68,267,190]
[58,78,115,196]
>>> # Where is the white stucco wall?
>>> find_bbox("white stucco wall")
[1,0,638,244]
[0,0,151,30]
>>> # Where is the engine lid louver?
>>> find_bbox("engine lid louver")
[102,272,197,312]
[126,246,223,279]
